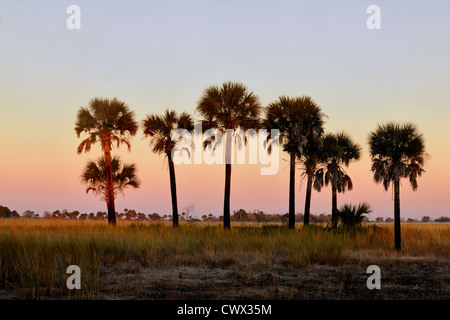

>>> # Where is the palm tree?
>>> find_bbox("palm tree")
[300,134,325,226]
[196,81,261,229]
[314,132,361,228]
[75,97,138,226]
[337,202,372,226]
[142,109,194,228]
[81,156,140,210]
[264,95,325,229]
[368,122,426,250]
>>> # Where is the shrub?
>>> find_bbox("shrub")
[337,202,372,226]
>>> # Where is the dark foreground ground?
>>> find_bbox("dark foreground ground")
[100,258,449,300]
[2,255,446,300]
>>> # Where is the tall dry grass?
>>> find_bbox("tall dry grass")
[0,219,448,298]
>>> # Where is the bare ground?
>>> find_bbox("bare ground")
[1,252,448,300]
[98,253,449,300]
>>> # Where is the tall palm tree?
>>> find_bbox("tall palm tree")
[368,122,426,250]
[264,95,325,229]
[196,81,261,229]
[142,109,194,228]
[81,156,140,209]
[314,132,361,227]
[75,97,138,226]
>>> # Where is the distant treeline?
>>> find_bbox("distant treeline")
[1,205,449,223]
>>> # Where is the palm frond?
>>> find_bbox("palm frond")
[265,95,325,158]
[368,122,426,190]
[81,156,140,202]
[142,109,194,160]
[75,97,138,154]
[196,81,262,132]
[338,202,372,226]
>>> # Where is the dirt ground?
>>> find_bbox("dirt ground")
[1,252,448,300]
[97,254,449,300]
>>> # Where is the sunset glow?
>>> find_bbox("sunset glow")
[1,0,449,220]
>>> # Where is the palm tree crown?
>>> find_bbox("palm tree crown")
[75,97,138,154]
[196,81,261,132]
[368,122,426,191]
[81,156,140,202]
[265,95,325,156]
[315,132,361,192]
[142,109,194,158]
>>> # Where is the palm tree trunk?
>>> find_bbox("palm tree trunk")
[303,173,313,226]
[394,179,401,250]
[223,130,232,229]
[289,151,296,229]
[168,157,179,228]
[104,142,116,226]
[331,186,337,228]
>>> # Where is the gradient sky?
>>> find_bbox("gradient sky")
[1,0,449,219]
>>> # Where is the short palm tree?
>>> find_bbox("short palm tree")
[196,81,261,229]
[142,109,194,228]
[265,95,325,229]
[368,122,426,250]
[75,97,138,225]
[81,156,140,209]
[314,132,361,228]
[337,202,372,226]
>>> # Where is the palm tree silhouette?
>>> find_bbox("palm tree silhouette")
[337,202,372,226]
[264,95,325,229]
[75,97,138,226]
[368,122,426,250]
[300,119,326,226]
[300,140,323,226]
[196,81,261,229]
[81,156,140,210]
[142,109,194,228]
[314,132,361,227]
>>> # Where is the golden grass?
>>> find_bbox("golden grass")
[0,219,448,299]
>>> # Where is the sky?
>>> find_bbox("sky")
[0,0,449,219]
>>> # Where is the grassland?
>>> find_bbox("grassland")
[0,219,448,299]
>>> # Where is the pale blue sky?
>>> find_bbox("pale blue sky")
[1,1,449,218]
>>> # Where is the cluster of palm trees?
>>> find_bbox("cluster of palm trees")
[75,81,426,250]
[75,98,139,227]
